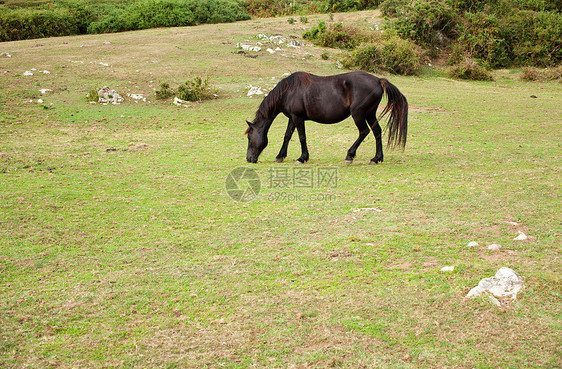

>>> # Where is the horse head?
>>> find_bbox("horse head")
[245,120,268,163]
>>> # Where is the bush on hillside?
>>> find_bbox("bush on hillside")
[177,77,217,101]
[520,66,562,82]
[343,36,422,75]
[0,0,249,41]
[384,0,458,46]
[448,57,494,81]
[0,5,92,41]
[303,21,372,50]
[384,0,562,68]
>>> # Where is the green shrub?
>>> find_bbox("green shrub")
[87,8,130,34]
[452,11,510,68]
[503,10,562,67]
[448,58,494,81]
[343,36,422,75]
[127,0,195,30]
[384,0,561,68]
[379,0,409,16]
[86,87,99,103]
[520,66,562,82]
[154,83,175,100]
[176,77,216,101]
[0,7,87,41]
[323,0,381,12]
[125,0,249,30]
[0,0,249,40]
[385,0,458,46]
[190,0,250,24]
[303,21,372,50]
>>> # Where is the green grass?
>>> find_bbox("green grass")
[1,10,561,368]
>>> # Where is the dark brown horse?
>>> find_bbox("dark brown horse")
[245,71,408,164]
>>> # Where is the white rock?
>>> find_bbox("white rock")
[513,232,528,241]
[467,241,479,247]
[37,99,43,104]
[23,71,33,76]
[39,89,52,94]
[173,97,189,107]
[270,35,287,45]
[266,48,276,54]
[237,43,261,52]
[466,267,524,303]
[440,266,455,272]
[128,93,145,101]
[247,86,264,97]
[98,86,123,104]
[487,244,501,251]
[353,207,383,213]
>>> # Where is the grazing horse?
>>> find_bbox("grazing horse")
[245,71,408,164]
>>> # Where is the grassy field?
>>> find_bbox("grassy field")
[1,10,561,368]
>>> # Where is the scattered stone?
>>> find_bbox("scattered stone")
[247,86,264,97]
[352,207,383,213]
[173,97,190,107]
[466,267,524,304]
[287,39,303,48]
[23,71,33,76]
[128,93,146,102]
[487,244,501,251]
[513,231,528,241]
[237,43,261,52]
[39,89,52,94]
[0,52,12,58]
[98,86,123,104]
[440,266,455,272]
[467,241,479,247]
[99,62,109,67]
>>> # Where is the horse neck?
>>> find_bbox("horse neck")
[255,97,281,132]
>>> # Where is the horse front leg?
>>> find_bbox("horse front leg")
[368,114,384,164]
[275,119,295,163]
[294,117,309,163]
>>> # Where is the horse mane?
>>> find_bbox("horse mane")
[252,72,312,123]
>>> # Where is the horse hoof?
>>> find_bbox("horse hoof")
[295,160,303,165]
[369,160,378,165]
[275,157,284,163]
[345,160,353,165]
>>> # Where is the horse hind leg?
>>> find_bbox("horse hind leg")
[368,112,384,164]
[346,113,371,164]
[294,117,309,163]
[276,119,296,163]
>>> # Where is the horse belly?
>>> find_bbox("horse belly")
[305,93,350,124]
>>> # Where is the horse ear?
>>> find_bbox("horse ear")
[244,120,252,135]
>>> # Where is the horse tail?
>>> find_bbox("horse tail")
[379,78,408,149]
